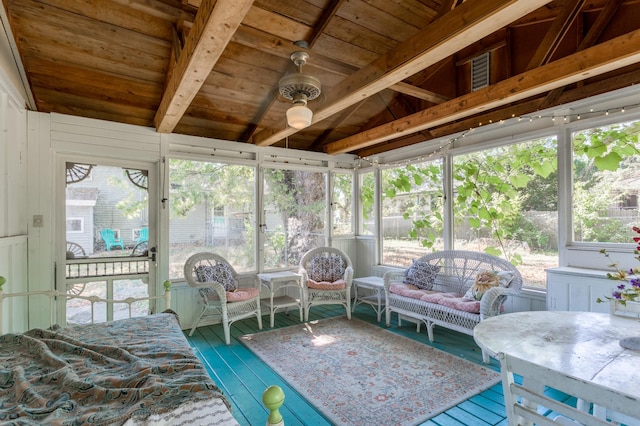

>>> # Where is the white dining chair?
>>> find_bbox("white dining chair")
[499,352,640,426]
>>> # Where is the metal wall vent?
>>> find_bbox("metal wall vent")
[471,52,490,91]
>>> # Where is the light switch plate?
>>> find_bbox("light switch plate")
[33,214,43,227]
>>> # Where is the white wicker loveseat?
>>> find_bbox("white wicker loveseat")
[384,250,522,363]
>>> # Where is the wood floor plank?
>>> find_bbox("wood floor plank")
[424,413,469,425]
[456,399,504,424]
[186,303,515,425]
[437,406,492,425]
[467,393,505,414]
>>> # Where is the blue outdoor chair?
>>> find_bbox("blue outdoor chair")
[136,227,148,244]
[100,229,124,251]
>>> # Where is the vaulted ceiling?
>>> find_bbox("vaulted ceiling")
[3,0,640,157]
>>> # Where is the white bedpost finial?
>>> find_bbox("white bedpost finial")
[163,280,171,310]
[263,385,285,426]
[0,276,5,333]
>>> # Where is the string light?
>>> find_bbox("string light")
[356,102,640,169]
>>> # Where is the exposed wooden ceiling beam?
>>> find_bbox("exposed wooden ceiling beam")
[231,25,357,77]
[434,0,457,19]
[456,39,507,66]
[154,0,254,133]
[357,63,640,157]
[252,0,553,147]
[540,0,621,108]
[240,89,279,142]
[309,0,345,48]
[526,0,586,70]
[389,82,450,104]
[110,0,195,22]
[309,100,367,150]
[325,29,640,154]
[354,99,544,158]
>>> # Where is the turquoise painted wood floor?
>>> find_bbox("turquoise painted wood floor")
[186,305,572,426]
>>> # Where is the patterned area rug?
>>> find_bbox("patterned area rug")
[241,316,500,426]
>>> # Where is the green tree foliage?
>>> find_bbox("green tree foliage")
[333,173,354,235]
[382,162,443,248]
[106,171,147,219]
[263,169,326,267]
[374,139,558,262]
[453,140,556,262]
[572,121,640,243]
[372,119,640,262]
[169,160,254,219]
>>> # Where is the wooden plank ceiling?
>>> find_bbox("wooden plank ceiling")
[3,0,640,157]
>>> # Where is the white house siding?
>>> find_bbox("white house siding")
[65,204,95,255]
[69,166,148,251]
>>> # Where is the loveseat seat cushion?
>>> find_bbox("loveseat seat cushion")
[307,279,346,290]
[436,296,481,314]
[419,291,461,304]
[388,283,436,299]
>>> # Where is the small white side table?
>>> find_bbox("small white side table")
[258,271,304,328]
[352,276,385,322]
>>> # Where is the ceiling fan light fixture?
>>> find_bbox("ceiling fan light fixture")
[279,51,321,130]
[286,100,313,129]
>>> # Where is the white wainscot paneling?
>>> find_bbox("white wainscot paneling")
[546,267,619,313]
[170,282,204,331]
[49,113,161,161]
[332,239,357,272]
[0,235,29,333]
[508,290,547,312]
[354,238,376,277]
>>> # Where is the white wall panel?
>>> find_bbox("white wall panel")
[0,65,28,331]
[547,267,616,313]
[0,235,28,333]
[49,113,161,161]
[6,98,26,235]
[354,238,376,277]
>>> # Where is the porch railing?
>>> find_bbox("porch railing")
[64,255,154,323]
[66,256,149,280]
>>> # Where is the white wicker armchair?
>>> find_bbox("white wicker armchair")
[184,252,262,344]
[298,247,354,321]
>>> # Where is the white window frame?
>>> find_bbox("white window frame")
[66,217,84,233]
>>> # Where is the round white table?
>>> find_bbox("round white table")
[474,311,640,400]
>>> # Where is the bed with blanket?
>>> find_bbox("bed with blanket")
[0,311,239,425]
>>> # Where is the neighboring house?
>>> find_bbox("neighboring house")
[65,187,98,255]
[66,166,252,252]
[66,166,148,252]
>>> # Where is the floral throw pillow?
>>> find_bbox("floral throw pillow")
[309,255,345,282]
[195,264,238,292]
[403,259,440,290]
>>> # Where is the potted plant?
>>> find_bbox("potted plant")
[598,227,640,349]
